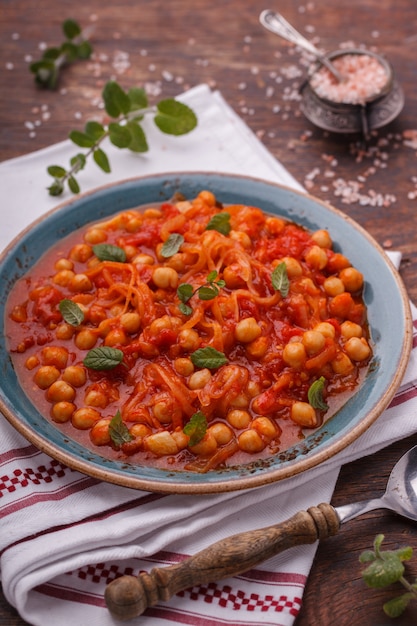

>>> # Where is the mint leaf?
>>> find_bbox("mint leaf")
[191,347,228,369]
[177,283,194,303]
[62,18,81,39]
[93,148,111,173]
[69,130,96,148]
[308,376,329,411]
[272,262,290,297]
[125,120,148,153]
[206,212,231,235]
[161,233,184,258]
[108,122,132,149]
[103,81,131,117]
[183,411,207,446]
[198,285,219,300]
[93,243,126,263]
[383,593,414,618]
[59,299,84,326]
[109,410,134,447]
[154,99,198,135]
[362,554,405,588]
[179,302,193,316]
[83,346,124,370]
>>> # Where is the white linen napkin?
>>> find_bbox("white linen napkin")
[1,84,416,626]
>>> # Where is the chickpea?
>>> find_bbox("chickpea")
[198,190,216,206]
[245,336,268,359]
[345,337,371,362]
[53,269,75,287]
[153,401,173,424]
[171,428,189,450]
[25,355,40,370]
[291,402,318,427]
[174,357,194,376]
[178,328,201,351]
[188,368,212,390]
[235,317,262,343]
[189,432,218,457]
[323,276,345,297]
[223,264,246,289]
[209,422,234,445]
[311,229,332,249]
[84,388,108,408]
[304,245,328,270]
[229,393,250,409]
[282,341,306,369]
[110,304,124,318]
[302,330,326,355]
[327,253,351,273]
[56,323,75,341]
[47,380,76,403]
[69,243,93,263]
[238,429,265,453]
[339,267,364,293]
[68,274,93,293]
[133,253,155,265]
[145,430,178,456]
[299,277,320,296]
[143,208,162,219]
[62,365,87,387]
[251,416,278,442]
[166,253,187,273]
[152,266,179,289]
[41,346,69,369]
[105,328,128,347]
[125,215,143,233]
[9,303,27,323]
[84,227,107,245]
[314,322,336,339]
[72,407,101,429]
[87,304,107,326]
[33,365,60,389]
[276,257,302,278]
[340,321,363,339]
[119,312,141,334]
[150,315,180,335]
[331,352,354,375]
[120,245,136,262]
[227,409,251,429]
[51,401,75,423]
[90,418,112,445]
[247,380,262,398]
[75,329,97,350]
[265,216,286,234]
[54,258,74,271]
[130,423,152,439]
[229,230,252,249]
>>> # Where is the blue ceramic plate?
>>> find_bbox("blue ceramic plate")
[0,173,412,493]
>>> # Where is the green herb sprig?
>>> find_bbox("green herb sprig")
[177,270,226,315]
[360,534,417,617]
[47,81,197,196]
[183,411,208,446]
[30,19,93,89]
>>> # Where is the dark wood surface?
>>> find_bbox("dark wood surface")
[1,1,417,624]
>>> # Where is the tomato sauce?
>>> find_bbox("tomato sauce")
[5,190,372,473]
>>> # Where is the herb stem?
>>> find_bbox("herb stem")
[399,576,417,597]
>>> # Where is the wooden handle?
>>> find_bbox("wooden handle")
[105,502,340,621]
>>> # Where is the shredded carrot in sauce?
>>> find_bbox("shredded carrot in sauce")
[5,190,372,472]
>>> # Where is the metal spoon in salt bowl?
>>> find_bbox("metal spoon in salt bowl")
[105,445,417,621]
[259,9,346,82]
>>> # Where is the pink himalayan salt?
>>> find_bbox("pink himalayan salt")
[309,53,389,105]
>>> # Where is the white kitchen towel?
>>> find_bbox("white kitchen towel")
[1,84,416,626]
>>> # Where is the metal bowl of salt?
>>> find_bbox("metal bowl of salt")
[300,48,404,137]
[260,10,404,137]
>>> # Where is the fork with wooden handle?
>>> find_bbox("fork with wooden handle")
[104,503,340,621]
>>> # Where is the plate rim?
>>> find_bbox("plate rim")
[0,171,413,493]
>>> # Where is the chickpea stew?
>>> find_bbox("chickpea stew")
[5,190,372,473]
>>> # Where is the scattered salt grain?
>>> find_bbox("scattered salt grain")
[24,54,33,63]
[5,62,14,70]
[162,70,174,82]
[11,32,20,40]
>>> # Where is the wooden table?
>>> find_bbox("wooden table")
[1,1,416,624]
